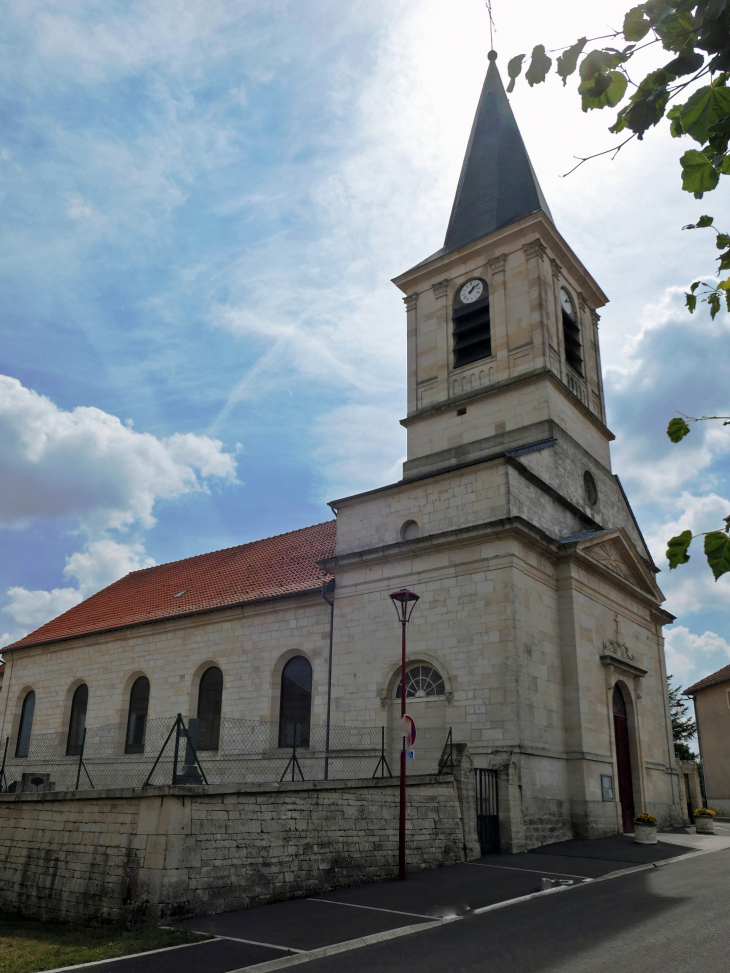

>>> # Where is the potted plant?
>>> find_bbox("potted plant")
[633,813,658,844]
[694,808,716,834]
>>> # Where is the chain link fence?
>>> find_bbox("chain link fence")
[0,716,453,794]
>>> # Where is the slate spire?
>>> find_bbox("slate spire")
[443,51,553,254]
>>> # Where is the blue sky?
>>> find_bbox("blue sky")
[1,0,729,698]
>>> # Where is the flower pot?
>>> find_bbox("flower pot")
[634,823,658,845]
[695,816,715,834]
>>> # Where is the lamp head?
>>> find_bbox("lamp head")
[389,588,419,623]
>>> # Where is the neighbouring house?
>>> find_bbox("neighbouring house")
[686,663,730,815]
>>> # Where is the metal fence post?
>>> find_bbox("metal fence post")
[75,727,89,790]
[372,725,392,778]
[143,716,178,788]
[0,736,8,791]
[172,713,182,786]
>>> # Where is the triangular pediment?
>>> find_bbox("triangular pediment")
[566,529,663,600]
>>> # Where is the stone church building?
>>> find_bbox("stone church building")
[0,55,683,850]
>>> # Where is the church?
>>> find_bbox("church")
[0,54,683,850]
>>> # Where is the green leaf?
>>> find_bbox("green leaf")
[556,38,587,85]
[721,155,730,174]
[624,5,651,40]
[709,292,722,317]
[716,233,730,249]
[663,52,705,77]
[667,417,691,441]
[691,280,701,292]
[697,214,715,227]
[609,69,670,137]
[718,276,730,290]
[525,45,552,87]
[723,514,730,532]
[680,85,730,146]
[685,292,697,311]
[667,105,683,137]
[580,71,627,111]
[705,530,730,580]
[506,54,525,94]
[681,149,720,196]
[667,530,692,569]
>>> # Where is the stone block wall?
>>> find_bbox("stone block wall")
[0,774,471,925]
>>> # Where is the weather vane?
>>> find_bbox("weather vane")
[485,0,496,51]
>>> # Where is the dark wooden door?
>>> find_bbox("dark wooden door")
[613,685,635,832]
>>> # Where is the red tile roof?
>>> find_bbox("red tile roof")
[6,521,336,650]
[685,663,730,695]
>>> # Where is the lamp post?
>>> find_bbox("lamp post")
[389,587,419,881]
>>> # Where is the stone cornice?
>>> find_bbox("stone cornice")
[399,365,615,443]
[600,652,649,678]
[391,211,609,310]
[3,586,328,655]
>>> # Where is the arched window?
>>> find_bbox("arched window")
[452,278,491,369]
[66,684,88,756]
[560,288,583,375]
[15,690,36,758]
[196,666,223,751]
[125,676,150,754]
[613,683,627,717]
[396,664,446,699]
[279,656,312,748]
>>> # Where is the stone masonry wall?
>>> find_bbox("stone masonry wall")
[0,774,470,925]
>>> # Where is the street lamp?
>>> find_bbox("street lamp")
[389,587,419,881]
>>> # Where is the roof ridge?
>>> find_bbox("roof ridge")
[125,519,336,578]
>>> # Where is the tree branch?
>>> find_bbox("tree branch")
[560,134,636,177]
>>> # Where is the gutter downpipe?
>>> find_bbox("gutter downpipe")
[321,579,336,780]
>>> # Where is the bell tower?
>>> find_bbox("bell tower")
[393,52,611,489]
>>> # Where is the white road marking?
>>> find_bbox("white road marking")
[217,935,305,954]
[308,897,436,920]
[225,918,461,973]
[37,937,222,973]
[466,861,590,880]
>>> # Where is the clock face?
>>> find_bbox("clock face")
[560,288,574,317]
[459,279,484,304]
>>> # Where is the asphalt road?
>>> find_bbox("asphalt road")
[68,834,730,973]
[295,846,730,973]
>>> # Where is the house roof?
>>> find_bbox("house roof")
[441,51,553,259]
[686,663,730,695]
[5,521,337,651]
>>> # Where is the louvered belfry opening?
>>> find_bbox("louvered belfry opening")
[453,285,491,369]
[561,289,583,375]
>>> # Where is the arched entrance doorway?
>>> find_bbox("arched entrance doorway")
[613,684,635,832]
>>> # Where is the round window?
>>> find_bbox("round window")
[584,471,598,506]
[400,520,419,541]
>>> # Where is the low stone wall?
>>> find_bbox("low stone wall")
[0,773,477,925]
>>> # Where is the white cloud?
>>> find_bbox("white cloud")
[0,377,237,644]
[1,538,156,639]
[665,626,730,689]
[0,374,237,532]
[311,404,406,502]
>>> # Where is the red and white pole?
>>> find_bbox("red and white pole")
[399,615,407,881]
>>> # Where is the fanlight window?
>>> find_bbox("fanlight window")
[15,690,36,758]
[66,684,88,756]
[279,656,312,748]
[125,676,150,754]
[197,666,223,751]
[396,665,446,699]
[613,684,627,717]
